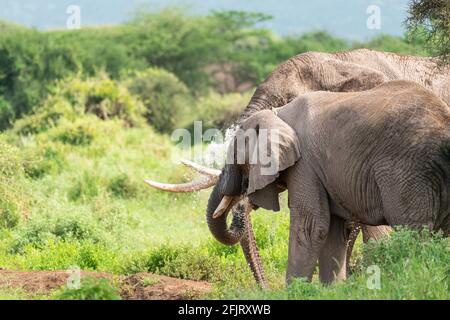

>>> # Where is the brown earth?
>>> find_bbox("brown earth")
[0,269,212,300]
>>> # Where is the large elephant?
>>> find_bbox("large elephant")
[208,80,450,284]
[146,49,450,288]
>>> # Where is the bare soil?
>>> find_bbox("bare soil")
[0,269,211,300]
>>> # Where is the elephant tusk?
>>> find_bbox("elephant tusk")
[144,176,217,193]
[213,196,239,219]
[144,160,221,193]
[181,159,221,177]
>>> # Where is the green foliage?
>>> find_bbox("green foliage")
[10,210,103,254]
[184,91,252,131]
[22,144,66,180]
[355,33,429,56]
[107,174,138,199]
[0,8,433,130]
[52,277,121,300]
[67,172,101,202]
[0,143,27,230]
[406,0,450,64]
[0,28,80,123]
[50,117,98,146]
[219,228,449,299]
[127,68,189,133]
[0,201,20,230]
[0,97,13,130]
[13,76,144,135]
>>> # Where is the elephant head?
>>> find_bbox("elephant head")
[207,110,301,230]
[144,110,300,288]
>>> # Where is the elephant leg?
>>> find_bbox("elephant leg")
[285,161,330,284]
[319,215,350,284]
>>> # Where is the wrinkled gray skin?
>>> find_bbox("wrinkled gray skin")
[209,81,450,284]
[207,49,450,287]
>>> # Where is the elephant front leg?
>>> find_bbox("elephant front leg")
[285,161,331,284]
[319,215,349,284]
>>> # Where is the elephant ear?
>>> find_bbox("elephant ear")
[231,110,301,211]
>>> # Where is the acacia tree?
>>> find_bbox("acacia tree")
[406,0,450,64]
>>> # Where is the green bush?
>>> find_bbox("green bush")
[122,245,219,281]
[50,117,98,146]
[13,76,145,136]
[68,172,100,202]
[0,143,27,229]
[22,146,66,179]
[183,91,252,131]
[0,97,14,131]
[13,97,75,135]
[107,174,138,199]
[127,68,190,133]
[52,277,121,300]
[10,210,104,254]
[0,200,20,229]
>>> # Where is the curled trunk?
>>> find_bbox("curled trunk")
[206,183,245,245]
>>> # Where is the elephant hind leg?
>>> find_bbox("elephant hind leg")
[319,215,350,284]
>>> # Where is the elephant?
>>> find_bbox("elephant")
[145,49,450,288]
[206,80,450,284]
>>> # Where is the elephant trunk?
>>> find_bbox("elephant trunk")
[206,183,245,245]
[207,186,268,288]
[240,208,268,289]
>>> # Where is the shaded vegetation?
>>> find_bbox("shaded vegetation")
[406,0,450,64]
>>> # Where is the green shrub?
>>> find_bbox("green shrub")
[22,146,66,179]
[0,97,14,131]
[68,172,100,202]
[10,210,104,253]
[13,97,76,135]
[0,143,27,229]
[0,143,24,178]
[127,68,190,133]
[13,76,145,136]
[184,91,252,131]
[52,277,121,300]
[122,245,219,281]
[50,117,98,146]
[0,200,20,229]
[107,174,138,199]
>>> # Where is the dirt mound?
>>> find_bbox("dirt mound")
[0,270,211,300]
